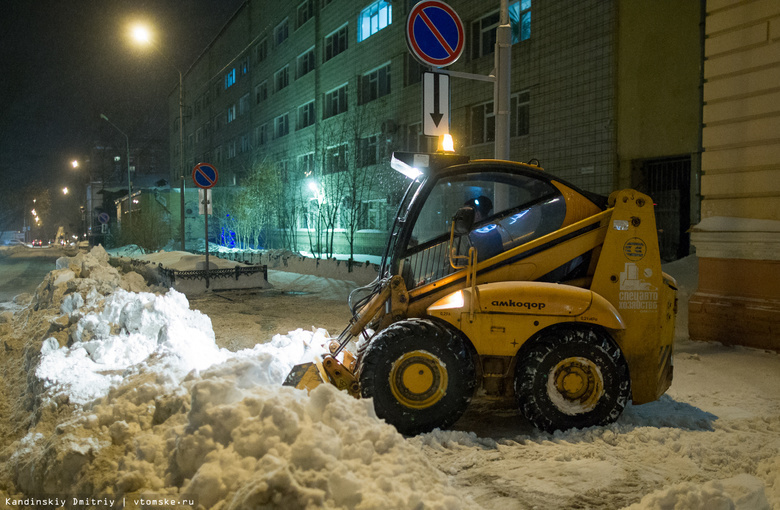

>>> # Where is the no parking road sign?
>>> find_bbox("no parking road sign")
[406,0,465,68]
[192,162,219,189]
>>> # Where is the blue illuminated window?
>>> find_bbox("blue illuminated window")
[358,0,392,42]
[224,69,236,89]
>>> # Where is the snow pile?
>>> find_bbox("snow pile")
[2,247,472,508]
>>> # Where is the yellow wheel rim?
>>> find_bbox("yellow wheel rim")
[389,350,448,409]
[546,357,604,415]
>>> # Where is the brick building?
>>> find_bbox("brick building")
[167,0,701,257]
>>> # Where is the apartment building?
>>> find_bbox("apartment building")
[167,0,701,257]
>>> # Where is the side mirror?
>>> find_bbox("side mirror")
[453,207,475,235]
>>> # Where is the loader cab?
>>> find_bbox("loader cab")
[387,156,606,292]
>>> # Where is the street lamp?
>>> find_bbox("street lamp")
[131,23,186,250]
[100,114,132,223]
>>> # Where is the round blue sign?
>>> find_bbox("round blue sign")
[97,212,110,224]
[192,162,219,189]
[406,1,465,68]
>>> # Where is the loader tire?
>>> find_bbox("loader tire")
[515,325,630,433]
[359,318,476,436]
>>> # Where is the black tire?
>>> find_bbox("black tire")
[359,318,476,436]
[515,325,630,433]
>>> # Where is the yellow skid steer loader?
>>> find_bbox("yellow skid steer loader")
[284,152,677,435]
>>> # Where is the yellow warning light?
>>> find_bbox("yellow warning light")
[438,134,454,152]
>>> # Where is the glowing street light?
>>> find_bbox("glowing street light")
[131,22,186,250]
[71,160,79,169]
[62,187,69,195]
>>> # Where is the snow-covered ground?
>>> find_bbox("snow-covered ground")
[0,247,778,509]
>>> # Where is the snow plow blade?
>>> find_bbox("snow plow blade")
[282,362,324,391]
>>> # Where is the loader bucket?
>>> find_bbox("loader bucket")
[282,362,325,391]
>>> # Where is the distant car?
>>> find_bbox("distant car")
[32,239,43,247]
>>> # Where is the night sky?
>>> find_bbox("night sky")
[0,0,244,206]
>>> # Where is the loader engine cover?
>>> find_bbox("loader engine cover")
[476,281,592,316]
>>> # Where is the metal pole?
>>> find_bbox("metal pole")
[126,132,132,222]
[179,71,186,251]
[494,0,512,160]
[204,189,210,289]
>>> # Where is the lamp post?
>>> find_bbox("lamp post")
[100,114,132,223]
[132,24,186,251]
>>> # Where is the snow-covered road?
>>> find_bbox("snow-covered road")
[0,247,777,509]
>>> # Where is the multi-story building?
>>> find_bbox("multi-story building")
[167,0,702,257]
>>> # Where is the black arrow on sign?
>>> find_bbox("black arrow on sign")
[430,73,443,127]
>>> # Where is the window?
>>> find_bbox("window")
[274,18,289,46]
[227,139,237,159]
[510,91,530,137]
[364,199,387,230]
[324,143,349,174]
[240,133,250,153]
[297,0,313,28]
[255,81,268,104]
[324,84,348,118]
[404,54,425,86]
[224,68,236,89]
[470,101,494,145]
[274,113,289,138]
[239,57,249,76]
[214,145,223,163]
[358,0,392,42]
[299,152,315,177]
[255,123,268,146]
[298,100,316,129]
[358,134,379,167]
[275,65,290,92]
[360,63,391,104]
[227,104,236,123]
[471,0,531,59]
[324,24,348,62]
[214,113,223,131]
[297,47,316,78]
[253,38,268,63]
[239,93,250,115]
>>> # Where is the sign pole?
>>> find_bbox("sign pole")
[204,189,210,289]
[191,162,219,291]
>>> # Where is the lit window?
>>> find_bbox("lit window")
[275,65,290,92]
[324,24,348,62]
[274,18,289,46]
[298,100,316,129]
[324,84,348,118]
[471,0,531,59]
[359,63,391,104]
[297,47,316,78]
[358,0,392,42]
[224,68,236,89]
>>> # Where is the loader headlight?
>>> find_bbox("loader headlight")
[428,290,465,311]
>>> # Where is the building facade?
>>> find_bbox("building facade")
[689,0,780,351]
[167,0,702,257]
